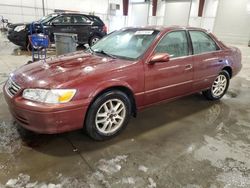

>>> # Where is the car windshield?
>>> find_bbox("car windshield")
[39,14,58,24]
[91,29,159,60]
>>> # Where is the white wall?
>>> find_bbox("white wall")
[0,0,45,23]
[0,0,193,31]
[164,1,191,26]
[128,3,149,27]
[213,0,250,45]
[189,0,218,32]
[148,0,166,26]
[0,0,123,32]
[1,0,250,45]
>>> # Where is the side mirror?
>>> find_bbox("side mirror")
[51,21,59,26]
[149,53,170,64]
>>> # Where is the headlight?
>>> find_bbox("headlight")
[14,25,26,32]
[22,89,76,104]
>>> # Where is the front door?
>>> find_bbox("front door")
[49,15,75,42]
[144,30,194,105]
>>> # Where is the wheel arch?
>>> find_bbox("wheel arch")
[222,66,232,78]
[87,85,137,119]
[88,32,103,44]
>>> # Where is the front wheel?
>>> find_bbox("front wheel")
[85,90,131,141]
[203,70,230,100]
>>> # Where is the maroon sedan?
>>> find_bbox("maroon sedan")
[4,26,242,140]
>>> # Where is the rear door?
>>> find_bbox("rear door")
[71,15,92,44]
[144,30,194,105]
[189,30,223,91]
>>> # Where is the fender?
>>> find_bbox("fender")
[89,79,135,99]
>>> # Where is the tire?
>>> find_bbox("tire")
[203,70,230,100]
[89,35,101,46]
[27,60,33,64]
[85,90,131,141]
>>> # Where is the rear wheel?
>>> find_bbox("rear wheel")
[89,35,101,46]
[203,70,230,100]
[85,90,131,141]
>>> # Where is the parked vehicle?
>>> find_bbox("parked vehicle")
[7,12,107,49]
[3,26,242,140]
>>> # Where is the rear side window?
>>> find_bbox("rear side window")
[189,31,219,55]
[155,31,189,58]
[72,15,90,24]
[88,16,104,25]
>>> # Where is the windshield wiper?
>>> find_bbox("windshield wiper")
[84,45,94,54]
[94,50,117,59]
[88,46,94,54]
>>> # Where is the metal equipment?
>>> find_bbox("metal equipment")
[28,22,49,63]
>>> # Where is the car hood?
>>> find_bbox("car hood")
[9,22,30,28]
[11,51,132,89]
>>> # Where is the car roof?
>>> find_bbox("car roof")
[123,25,209,33]
[57,12,99,18]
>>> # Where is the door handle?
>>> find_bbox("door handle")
[185,64,192,70]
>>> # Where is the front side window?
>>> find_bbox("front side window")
[189,31,219,55]
[91,29,159,60]
[39,14,58,24]
[155,31,189,58]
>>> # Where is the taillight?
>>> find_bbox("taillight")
[103,25,107,33]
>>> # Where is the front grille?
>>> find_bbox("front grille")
[6,78,21,97]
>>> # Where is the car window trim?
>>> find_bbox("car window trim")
[188,29,222,55]
[164,49,222,60]
[146,29,224,64]
[186,30,194,56]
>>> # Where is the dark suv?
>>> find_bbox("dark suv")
[7,12,107,49]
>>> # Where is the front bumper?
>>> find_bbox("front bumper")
[3,86,90,134]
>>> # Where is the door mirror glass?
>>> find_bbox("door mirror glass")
[149,53,170,64]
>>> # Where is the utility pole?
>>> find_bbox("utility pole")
[42,0,45,16]
[187,0,193,26]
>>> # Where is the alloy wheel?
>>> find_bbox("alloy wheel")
[91,37,100,46]
[212,74,227,97]
[95,99,126,134]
